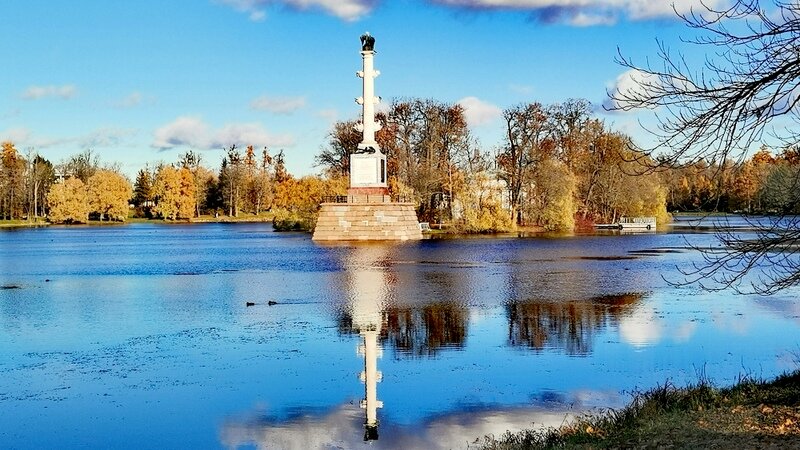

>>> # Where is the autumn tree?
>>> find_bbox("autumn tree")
[549,98,593,171]
[1,142,26,220]
[219,145,244,217]
[729,160,758,212]
[527,158,577,231]
[273,149,289,184]
[316,120,360,177]
[47,177,89,223]
[240,145,274,215]
[61,149,99,183]
[570,120,616,220]
[497,102,554,225]
[193,166,216,216]
[176,167,197,219]
[179,151,213,217]
[248,148,273,215]
[26,153,56,219]
[153,165,195,220]
[759,163,800,213]
[273,175,346,231]
[453,171,513,233]
[87,169,132,221]
[383,99,472,222]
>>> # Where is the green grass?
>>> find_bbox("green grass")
[479,370,800,449]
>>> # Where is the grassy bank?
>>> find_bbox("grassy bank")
[0,219,49,228]
[480,370,800,449]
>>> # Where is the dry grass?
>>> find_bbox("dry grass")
[479,370,800,449]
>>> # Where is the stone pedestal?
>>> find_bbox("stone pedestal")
[312,201,423,241]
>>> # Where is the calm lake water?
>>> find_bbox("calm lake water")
[1,219,799,449]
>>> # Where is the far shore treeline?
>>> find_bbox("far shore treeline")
[1,98,796,232]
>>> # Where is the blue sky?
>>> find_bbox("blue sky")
[1,0,719,178]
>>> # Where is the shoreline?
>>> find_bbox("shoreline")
[0,216,276,228]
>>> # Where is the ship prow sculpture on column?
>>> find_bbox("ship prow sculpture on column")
[313,33,423,241]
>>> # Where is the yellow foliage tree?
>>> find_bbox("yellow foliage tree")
[192,165,215,217]
[87,169,132,221]
[388,176,416,201]
[47,177,90,224]
[454,171,513,233]
[178,167,197,219]
[529,158,577,231]
[154,166,196,220]
[1,141,26,220]
[273,175,346,231]
[323,175,349,199]
[618,174,671,226]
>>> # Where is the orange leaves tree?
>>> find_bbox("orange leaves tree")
[47,177,90,224]
[1,141,26,220]
[87,169,132,221]
[273,175,347,231]
[154,166,196,220]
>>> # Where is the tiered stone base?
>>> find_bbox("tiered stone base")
[313,202,423,241]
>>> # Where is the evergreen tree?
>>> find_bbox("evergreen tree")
[133,168,154,206]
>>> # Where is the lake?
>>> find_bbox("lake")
[1,220,799,449]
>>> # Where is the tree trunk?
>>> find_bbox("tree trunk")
[33,181,39,220]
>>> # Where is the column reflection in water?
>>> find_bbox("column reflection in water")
[345,244,391,441]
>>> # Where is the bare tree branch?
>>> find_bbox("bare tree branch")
[612,0,800,293]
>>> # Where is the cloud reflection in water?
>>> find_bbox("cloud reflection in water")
[219,403,583,450]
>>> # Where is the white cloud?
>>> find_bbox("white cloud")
[1,127,33,144]
[458,96,502,127]
[217,0,374,21]
[1,127,138,150]
[113,91,154,109]
[217,0,269,21]
[568,11,615,26]
[625,0,723,20]
[603,68,661,112]
[217,0,726,24]
[121,92,142,108]
[152,117,207,149]
[221,403,581,450]
[0,108,21,120]
[21,84,77,100]
[79,127,138,148]
[316,108,339,124]
[152,116,294,150]
[212,122,294,148]
[672,321,697,343]
[619,306,663,347]
[509,84,534,96]
[429,0,726,25]
[250,95,306,114]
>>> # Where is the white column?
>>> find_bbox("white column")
[351,35,387,190]
[349,245,386,440]
[357,51,381,147]
[360,330,383,432]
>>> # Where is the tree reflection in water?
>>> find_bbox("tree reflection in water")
[507,293,644,355]
[384,303,468,356]
[338,301,469,357]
